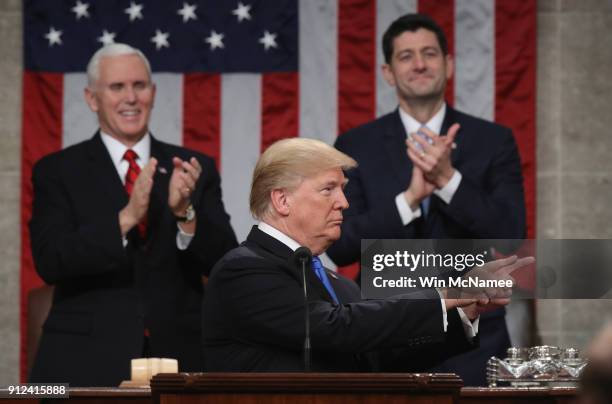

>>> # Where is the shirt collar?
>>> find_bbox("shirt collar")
[100,131,151,167]
[398,102,446,136]
[258,222,303,252]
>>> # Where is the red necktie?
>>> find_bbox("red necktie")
[123,150,147,237]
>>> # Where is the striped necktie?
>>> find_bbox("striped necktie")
[123,149,147,238]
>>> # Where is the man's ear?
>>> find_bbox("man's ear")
[270,188,290,216]
[445,54,454,81]
[150,82,156,110]
[84,87,99,113]
[381,63,396,87]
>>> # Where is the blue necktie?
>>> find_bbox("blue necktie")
[415,126,432,217]
[312,257,340,304]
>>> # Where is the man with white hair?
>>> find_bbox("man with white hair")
[202,138,521,372]
[29,43,237,386]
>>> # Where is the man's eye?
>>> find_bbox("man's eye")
[109,84,123,91]
[134,82,147,90]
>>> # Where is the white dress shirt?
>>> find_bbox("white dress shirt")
[257,222,477,337]
[389,106,477,337]
[100,132,194,249]
[394,103,463,226]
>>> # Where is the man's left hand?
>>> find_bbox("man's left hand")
[407,123,460,189]
[168,156,202,216]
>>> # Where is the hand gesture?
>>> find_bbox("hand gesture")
[442,255,535,319]
[168,157,202,216]
[407,123,460,189]
[119,158,157,235]
[404,165,436,209]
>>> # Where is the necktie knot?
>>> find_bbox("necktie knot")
[123,149,139,164]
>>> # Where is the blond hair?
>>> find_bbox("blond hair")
[250,138,357,220]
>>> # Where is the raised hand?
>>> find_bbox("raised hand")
[119,157,157,236]
[442,255,535,320]
[404,164,436,209]
[407,123,460,189]
[168,156,202,216]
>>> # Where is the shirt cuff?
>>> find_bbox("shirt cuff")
[457,307,479,340]
[176,223,195,250]
[434,170,462,204]
[395,192,422,226]
[435,288,449,332]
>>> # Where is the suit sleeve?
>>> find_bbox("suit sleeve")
[215,258,446,354]
[439,128,526,238]
[29,156,129,285]
[372,307,478,371]
[181,157,237,277]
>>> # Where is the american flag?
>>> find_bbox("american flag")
[21,0,535,379]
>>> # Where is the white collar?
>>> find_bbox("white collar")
[398,103,446,136]
[100,131,151,167]
[258,222,303,252]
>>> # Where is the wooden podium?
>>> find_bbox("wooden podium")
[150,373,463,404]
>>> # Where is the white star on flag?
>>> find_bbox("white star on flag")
[71,1,90,20]
[44,27,62,46]
[125,2,144,22]
[97,30,116,46]
[205,31,224,50]
[177,2,197,23]
[151,29,170,50]
[258,30,277,51]
[232,2,252,22]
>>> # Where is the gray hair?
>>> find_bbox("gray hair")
[86,43,152,88]
[250,137,357,220]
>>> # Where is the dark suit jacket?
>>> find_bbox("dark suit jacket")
[28,133,237,386]
[328,107,526,266]
[327,107,526,385]
[202,226,475,372]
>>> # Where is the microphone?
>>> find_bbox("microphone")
[293,247,313,372]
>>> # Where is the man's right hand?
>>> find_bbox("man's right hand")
[119,158,157,236]
[403,165,435,210]
[442,255,535,318]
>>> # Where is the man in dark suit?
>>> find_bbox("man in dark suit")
[326,14,526,385]
[202,137,523,372]
[28,43,237,386]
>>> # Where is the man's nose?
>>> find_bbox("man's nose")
[412,54,426,70]
[124,86,137,102]
[337,190,349,210]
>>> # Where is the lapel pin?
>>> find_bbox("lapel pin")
[158,167,168,174]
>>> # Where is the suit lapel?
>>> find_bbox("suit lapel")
[85,132,128,212]
[383,110,412,188]
[440,106,461,167]
[148,136,173,237]
[246,227,338,304]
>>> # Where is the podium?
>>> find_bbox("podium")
[150,373,462,404]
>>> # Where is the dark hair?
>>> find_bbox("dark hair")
[382,13,448,64]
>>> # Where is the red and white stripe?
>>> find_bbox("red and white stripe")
[20,0,536,379]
